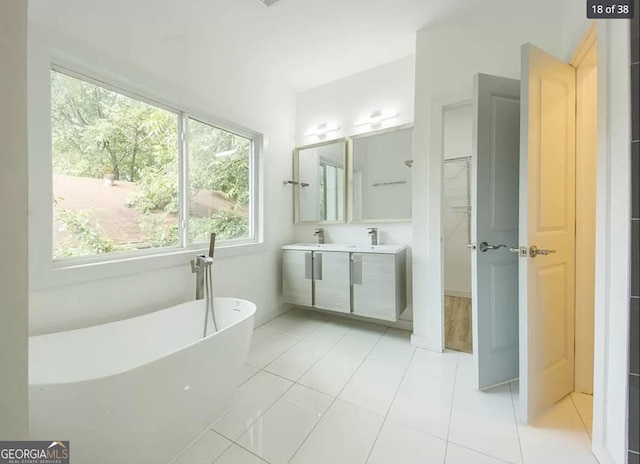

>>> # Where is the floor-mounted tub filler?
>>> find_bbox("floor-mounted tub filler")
[28,296,256,463]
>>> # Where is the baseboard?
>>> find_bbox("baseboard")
[254,303,292,328]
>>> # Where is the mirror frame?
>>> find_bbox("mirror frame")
[347,123,414,224]
[293,138,348,224]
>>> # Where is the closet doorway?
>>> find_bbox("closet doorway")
[442,102,473,353]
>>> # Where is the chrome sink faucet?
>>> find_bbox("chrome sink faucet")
[367,227,378,246]
[314,228,325,244]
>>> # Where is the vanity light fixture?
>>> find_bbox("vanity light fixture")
[305,123,341,139]
[355,110,399,129]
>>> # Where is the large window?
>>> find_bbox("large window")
[51,68,257,262]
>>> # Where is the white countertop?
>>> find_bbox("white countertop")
[282,243,407,254]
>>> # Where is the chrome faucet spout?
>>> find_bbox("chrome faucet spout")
[314,228,325,244]
[367,227,378,246]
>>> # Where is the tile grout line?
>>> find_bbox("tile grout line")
[218,438,270,463]
[258,311,359,372]
[447,442,519,464]
[207,436,235,464]
[205,314,413,464]
[171,429,235,464]
[259,318,358,395]
[569,393,593,439]
[364,345,418,464]
[508,381,525,464]
[256,315,331,367]
[218,314,386,464]
[284,326,390,464]
[210,313,345,463]
[262,317,359,381]
[442,352,460,464]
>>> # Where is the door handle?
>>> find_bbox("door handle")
[529,246,557,258]
[479,242,507,252]
[467,243,477,250]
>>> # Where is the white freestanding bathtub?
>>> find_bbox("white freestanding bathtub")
[29,298,256,464]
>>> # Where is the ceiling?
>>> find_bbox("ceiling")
[28,0,492,92]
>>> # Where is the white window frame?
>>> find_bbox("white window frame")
[47,62,264,274]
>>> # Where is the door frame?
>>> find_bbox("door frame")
[413,19,631,464]
[591,19,631,464]
[410,92,471,352]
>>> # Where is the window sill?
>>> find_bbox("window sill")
[30,241,267,291]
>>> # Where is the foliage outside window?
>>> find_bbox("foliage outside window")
[51,68,255,261]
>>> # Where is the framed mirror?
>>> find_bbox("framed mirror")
[349,124,413,223]
[293,138,347,223]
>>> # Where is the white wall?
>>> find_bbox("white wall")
[0,0,29,439]
[411,2,574,350]
[295,56,415,143]
[294,56,415,322]
[27,21,296,335]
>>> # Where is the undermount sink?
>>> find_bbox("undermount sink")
[282,243,406,254]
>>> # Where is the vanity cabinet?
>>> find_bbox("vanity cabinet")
[281,244,407,322]
[352,252,407,322]
[314,252,351,313]
[282,250,312,307]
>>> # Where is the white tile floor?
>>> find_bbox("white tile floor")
[173,308,596,464]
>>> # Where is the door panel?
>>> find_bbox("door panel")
[282,250,312,307]
[352,253,397,321]
[519,43,576,423]
[314,252,351,313]
[472,73,521,390]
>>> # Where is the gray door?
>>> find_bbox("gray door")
[471,73,521,390]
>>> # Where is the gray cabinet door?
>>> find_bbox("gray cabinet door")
[282,250,312,307]
[314,251,351,313]
[352,253,397,321]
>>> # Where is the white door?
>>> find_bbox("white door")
[471,73,521,390]
[519,43,576,423]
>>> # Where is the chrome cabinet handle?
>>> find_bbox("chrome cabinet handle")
[529,246,557,258]
[479,242,507,252]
